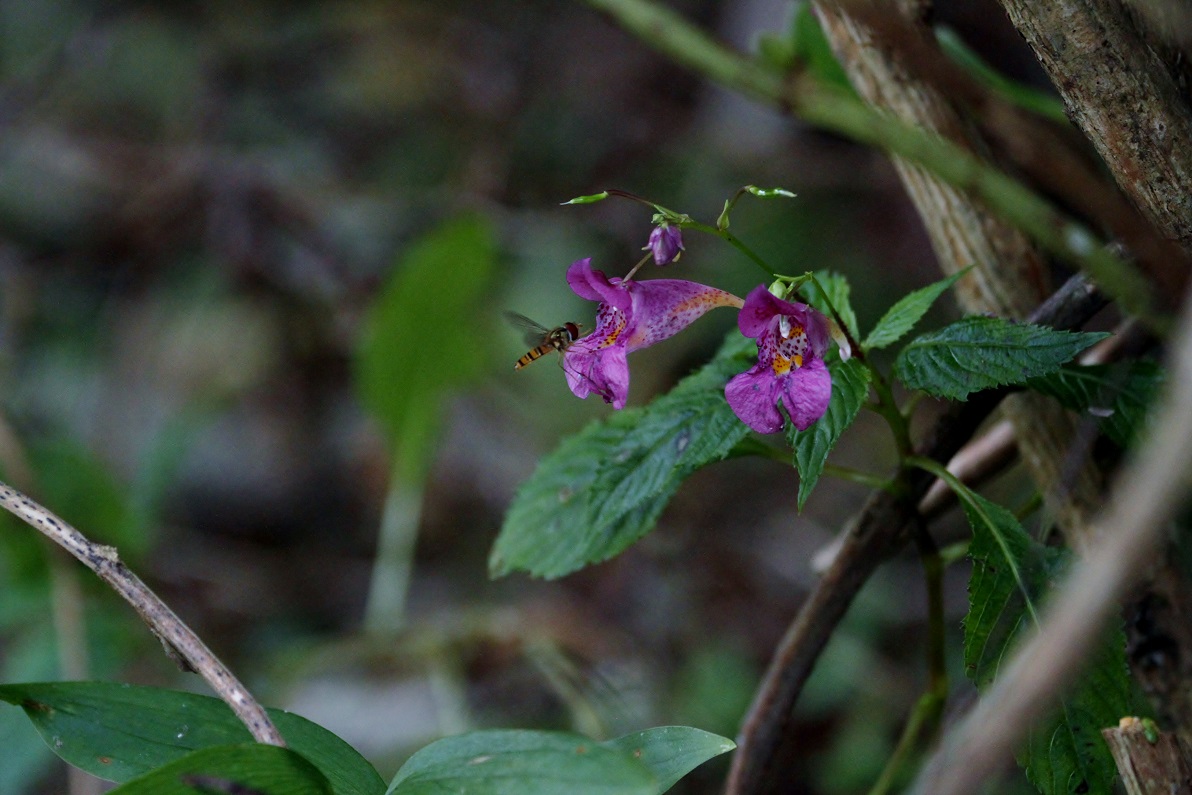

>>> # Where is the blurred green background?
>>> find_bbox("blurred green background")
[0,1,1051,792]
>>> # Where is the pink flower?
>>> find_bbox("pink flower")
[563,258,742,409]
[726,285,832,433]
[645,223,684,265]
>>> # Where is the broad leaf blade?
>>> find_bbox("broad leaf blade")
[959,490,1130,795]
[601,726,735,794]
[802,271,859,340]
[355,214,495,477]
[1027,361,1163,447]
[109,743,333,795]
[386,730,655,795]
[894,317,1108,400]
[490,335,753,579]
[0,681,384,794]
[788,356,871,509]
[863,271,965,351]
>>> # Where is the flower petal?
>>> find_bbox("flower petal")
[647,224,684,265]
[566,258,631,311]
[563,343,630,409]
[781,357,832,431]
[738,285,797,338]
[624,279,743,351]
[726,365,784,434]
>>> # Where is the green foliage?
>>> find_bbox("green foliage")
[894,317,1109,400]
[958,489,1130,795]
[862,271,965,351]
[490,335,754,579]
[386,727,734,795]
[355,214,496,480]
[107,744,333,795]
[757,2,854,96]
[0,681,384,794]
[1027,361,1164,447]
[801,270,859,340]
[788,355,871,509]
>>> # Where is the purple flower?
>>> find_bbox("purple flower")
[725,285,832,433]
[645,223,684,266]
[563,258,742,409]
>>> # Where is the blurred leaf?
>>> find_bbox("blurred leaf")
[602,727,735,793]
[894,317,1108,400]
[490,334,753,579]
[788,355,871,509]
[802,271,859,341]
[0,681,384,794]
[28,438,146,562]
[1027,361,1164,447]
[108,743,332,795]
[791,3,855,94]
[386,730,656,795]
[959,489,1129,795]
[863,271,965,351]
[672,647,758,738]
[937,27,1068,125]
[355,214,496,479]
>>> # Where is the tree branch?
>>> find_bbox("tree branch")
[0,481,286,747]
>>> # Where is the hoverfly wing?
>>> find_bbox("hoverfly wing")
[503,311,553,348]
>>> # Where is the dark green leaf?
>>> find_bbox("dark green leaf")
[108,743,332,795]
[788,356,871,509]
[601,726,734,793]
[0,681,384,794]
[386,730,655,795]
[862,271,965,351]
[355,214,495,478]
[790,3,855,94]
[894,317,1108,400]
[490,335,753,579]
[959,489,1130,795]
[1027,361,1164,447]
[802,271,859,341]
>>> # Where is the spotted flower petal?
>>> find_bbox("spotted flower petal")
[562,258,742,408]
[726,284,833,433]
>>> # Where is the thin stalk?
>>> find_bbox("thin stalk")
[821,464,898,494]
[363,467,424,634]
[684,220,777,278]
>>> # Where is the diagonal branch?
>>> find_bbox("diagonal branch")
[0,481,286,747]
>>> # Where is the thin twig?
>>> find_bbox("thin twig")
[0,481,285,746]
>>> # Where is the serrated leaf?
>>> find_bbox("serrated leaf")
[601,726,735,793]
[490,335,753,579]
[863,271,965,351]
[787,356,871,509]
[802,271,859,341]
[959,489,1130,795]
[386,730,655,795]
[355,214,495,479]
[894,317,1109,400]
[1027,361,1164,447]
[0,681,384,794]
[109,743,333,795]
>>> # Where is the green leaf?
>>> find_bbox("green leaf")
[490,335,753,579]
[108,743,333,795]
[959,489,1130,795]
[355,214,495,479]
[0,681,384,794]
[788,356,871,509]
[790,3,856,95]
[894,317,1109,400]
[601,726,735,793]
[1027,361,1164,447]
[802,271,859,341]
[863,271,965,351]
[386,730,655,795]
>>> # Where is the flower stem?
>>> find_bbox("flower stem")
[684,220,778,278]
[821,464,898,494]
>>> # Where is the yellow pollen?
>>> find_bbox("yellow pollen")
[772,355,792,375]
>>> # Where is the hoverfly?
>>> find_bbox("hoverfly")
[504,311,582,370]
